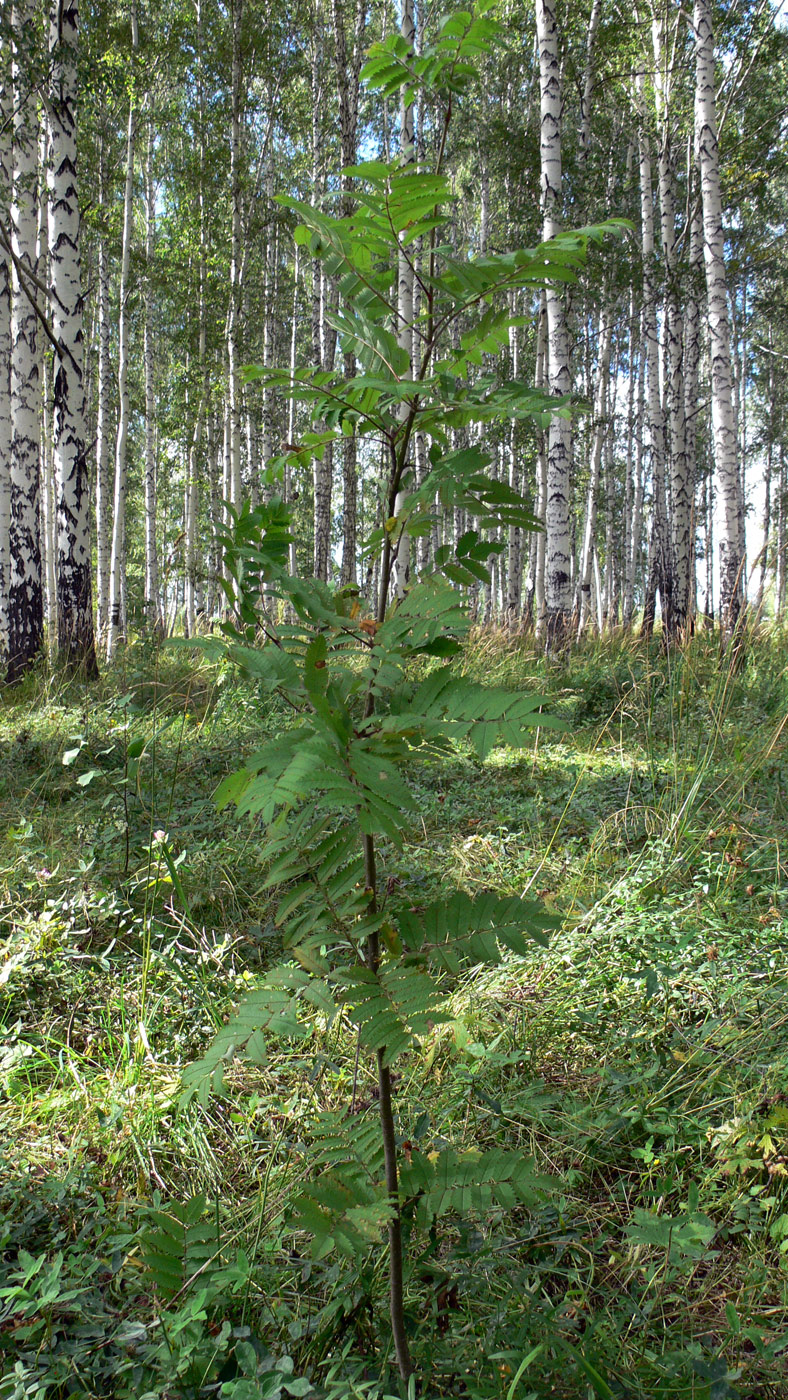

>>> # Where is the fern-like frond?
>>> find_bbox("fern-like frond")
[399,1147,549,1227]
[140,1195,216,1299]
[181,966,335,1105]
[382,665,564,759]
[290,1178,394,1259]
[396,889,556,973]
[335,963,449,1064]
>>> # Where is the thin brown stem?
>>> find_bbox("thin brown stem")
[361,828,413,1380]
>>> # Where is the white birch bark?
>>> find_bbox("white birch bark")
[391,0,415,602]
[579,0,602,160]
[311,273,332,580]
[143,116,160,632]
[652,12,691,636]
[622,289,638,628]
[8,0,43,681]
[185,4,208,634]
[227,0,243,529]
[506,296,522,625]
[683,191,703,629]
[310,38,332,583]
[260,199,276,497]
[94,136,111,641]
[106,0,137,660]
[38,119,55,650]
[754,328,775,612]
[0,58,12,657]
[576,303,612,638]
[285,245,300,580]
[603,362,618,626]
[48,0,97,671]
[41,355,57,649]
[332,0,366,586]
[185,283,208,637]
[536,0,572,647]
[776,448,786,620]
[636,72,670,637]
[694,0,743,637]
[533,291,548,640]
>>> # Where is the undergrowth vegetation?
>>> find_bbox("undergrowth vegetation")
[2,628,788,1398]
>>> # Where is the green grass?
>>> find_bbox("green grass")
[2,629,788,1398]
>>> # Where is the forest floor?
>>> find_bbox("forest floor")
[1,630,788,1400]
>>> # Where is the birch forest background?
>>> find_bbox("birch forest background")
[2,0,787,662]
[4,1,788,1398]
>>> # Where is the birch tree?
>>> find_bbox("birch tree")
[106,0,138,660]
[184,0,208,636]
[331,0,366,586]
[226,0,243,525]
[576,302,612,637]
[391,0,416,602]
[694,0,744,638]
[636,71,671,638]
[535,0,572,647]
[143,116,160,632]
[94,133,111,640]
[652,9,691,637]
[7,0,44,681]
[0,50,11,658]
[310,29,332,584]
[48,0,97,671]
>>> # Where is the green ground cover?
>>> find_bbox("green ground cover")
[2,631,788,1399]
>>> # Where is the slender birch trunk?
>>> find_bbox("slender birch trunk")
[636,72,671,639]
[226,0,243,533]
[755,336,775,613]
[106,0,137,660]
[694,0,744,639]
[579,0,602,160]
[47,0,96,671]
[143,116,160,633]
[184,361,205,637]
[285,246,300,580]
[41,350,57,651]
[312,272,332,579]
[622,290,638,628]
[776,448,786,620]
[94,136,111,642]
[506,296,522,625]
[310,38,332,583]
[260,193,276,494]
[391,0,415,602]
[332,0,366,586]
[576,303,612,638]
[683,189,703,631]
[603,361,618,627]
[185,0,208,635]
[755,398,772,614]
[0,56,12,658]
[37,120,54,650]
[533,291,548,640]
[652,15,690,637]
[536,0,572,648]
[8,0,43,681]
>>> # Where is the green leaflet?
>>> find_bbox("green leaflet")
[139,1196,216,1300]
[335,962,450,1065]
[381,665,564,759]
[290,1145,549,1261]
[399,1147,549,1224]
[290,1181,394,1260]
[396,890,556,974]
[181,967,332,1105]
